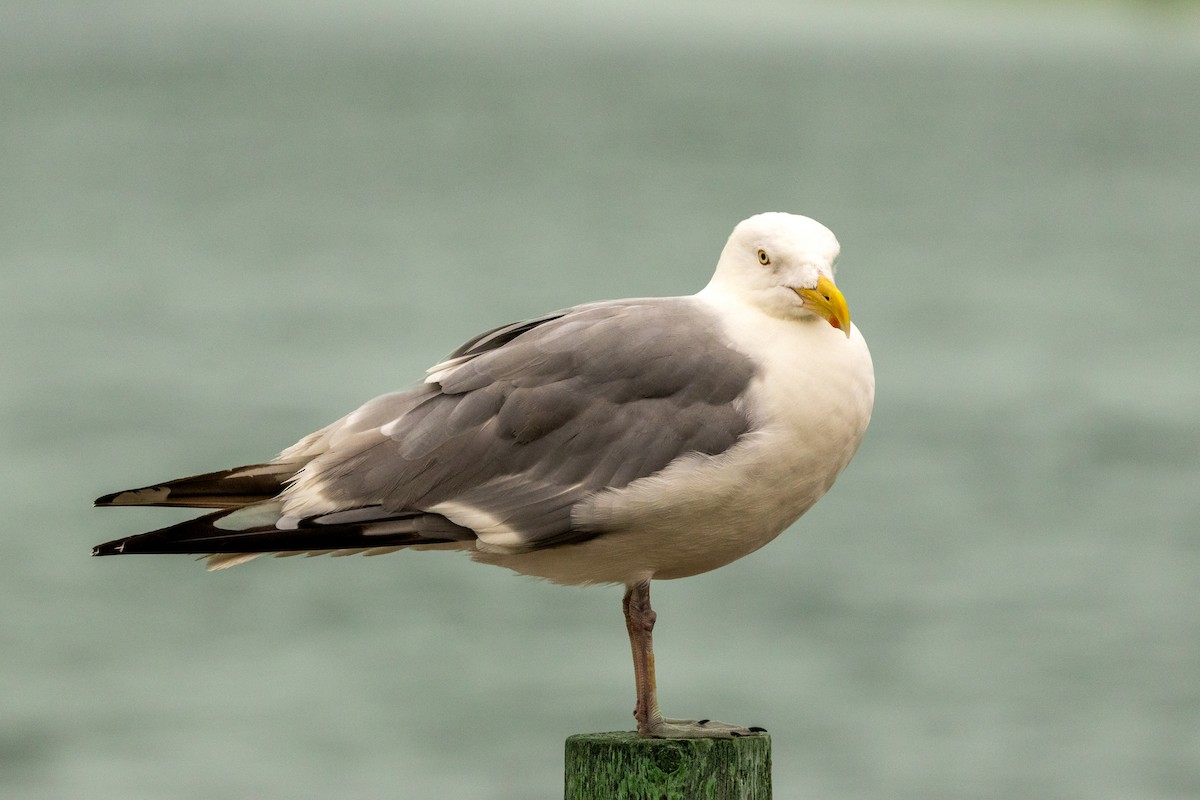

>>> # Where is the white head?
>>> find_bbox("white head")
[704,212,850,334]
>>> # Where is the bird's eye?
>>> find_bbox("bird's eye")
[757,249,770,266]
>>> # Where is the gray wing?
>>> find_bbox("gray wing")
[282,297,759,553]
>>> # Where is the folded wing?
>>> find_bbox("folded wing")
[94,298,759,565]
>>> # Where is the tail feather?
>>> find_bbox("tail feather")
[94,463,301,509]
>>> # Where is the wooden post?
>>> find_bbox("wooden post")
[564,731,771,800]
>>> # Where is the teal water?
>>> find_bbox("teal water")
[3,3,1199,798]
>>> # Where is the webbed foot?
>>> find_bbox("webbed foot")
[640,717,768,739]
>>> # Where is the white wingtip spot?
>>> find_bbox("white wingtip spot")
[108,487,171,505]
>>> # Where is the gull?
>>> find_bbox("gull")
[94,212,875,738]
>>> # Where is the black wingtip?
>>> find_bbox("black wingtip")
[92,465,291,509]
[93,485,174,507]
[92,541,122,556]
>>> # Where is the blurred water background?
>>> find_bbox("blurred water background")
[2,1,1199,798]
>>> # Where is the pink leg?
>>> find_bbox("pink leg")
[622,580,765,739]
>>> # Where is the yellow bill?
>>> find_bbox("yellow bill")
[794,275,851,337]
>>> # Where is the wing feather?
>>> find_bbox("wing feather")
[284,297,758,553]
[96,297,759,562]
